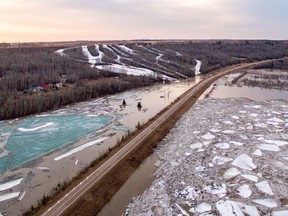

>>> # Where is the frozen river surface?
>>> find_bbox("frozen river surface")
[125,98,288,215]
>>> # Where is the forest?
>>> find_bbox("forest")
[1,40,288,120]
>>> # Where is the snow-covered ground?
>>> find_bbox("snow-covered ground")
[124,98,288,216]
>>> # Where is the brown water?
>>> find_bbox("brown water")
[98,69,288,216]
[98,154,159,216]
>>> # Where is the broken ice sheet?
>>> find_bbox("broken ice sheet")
[204,182,226,196]
[212,156,233,165]
[257,143,280,152]
[253,198,278,208]
[237,184,252,198]
[216,200,260,216]
[232,154,257,171]
[223,167,241,180]
[255,181,274,195]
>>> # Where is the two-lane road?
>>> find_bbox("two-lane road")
[42,58,286,216]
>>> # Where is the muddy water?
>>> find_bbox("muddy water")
[100,69,288,216]
[98,154,158,216]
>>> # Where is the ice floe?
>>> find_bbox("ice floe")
[272,210,288,216]
[201,133,215,140]
[232,154,257,171]
[253,198,278,208]
[241,174,259,182]
[257,143,280,152]
[255,181,274,195]
[212,156,233,165]
[237,184,252,198]
[223,167,241,179]
[216,200,259,216]
[0,192,20,202]
[18,122,55,132]
[54,137,108,161]
[0,178,23,191]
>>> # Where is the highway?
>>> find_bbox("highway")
[42,58,285,216]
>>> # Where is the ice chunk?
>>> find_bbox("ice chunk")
[18,122,55,132]
[229,141,243,146]
[201,133,215,140]
[257,144,280,152]
[212,156,233,165]
[255,181,274,195]
[0,192,20,202]
[252,105,261,109]
[264,140,288,146]
[241,174,259,182]
[237,202,260,216]
[195,166,207,172]
[222,130,235,134]
[223,167,241,180]
[216,200,244,216]
[232,154,257,171]
[255,123,268,128]
[268,117,284,123]
[215,143,230,149]
[272,210,288,216]
[205,182,226,195]
[231,115,239,119]
[54,137,108,161]
[195,203,211,213]
[252,149,263,156]
[253,199,278,208]
[178,186,199,199]
[0,178,23,191]
[223,121,233,125]
[249,113,258,117]
[190,142,203,149]
[237,184,252,198]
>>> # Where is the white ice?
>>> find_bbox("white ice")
[252,149,263,156]
[272,210,288,216]
[264,140,288,146]
[257,144,280,152]
[0,178,23,191]
[216,200,260,216]
[268,117,285,123]
[229,141,243,146]
[201,133,215,140]
[212,156,233,165]
[241,174,259,182]
[18,122,55,132]
[54,137,108,161]
[222,130,235,134]
[0,192,20,202]
[195,60,201,75]
[223,167,241,179]
[178,186,199,199]
[216,200,245,216]
[255,181,274,195]
[237,184,252,198]
[253,198,278,208]
[215,143,230,149]
[194,202,211,213]
[190,142,203,149]
[205,182,226,195]
[232,154,257,171]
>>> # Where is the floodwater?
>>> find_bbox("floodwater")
[0,76,204,215]
[99,69,288,216]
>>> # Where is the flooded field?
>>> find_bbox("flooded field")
[0,77,202,215]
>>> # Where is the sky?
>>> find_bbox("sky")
[0,0,287,42]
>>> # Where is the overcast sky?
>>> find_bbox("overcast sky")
[0,0,287,42]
